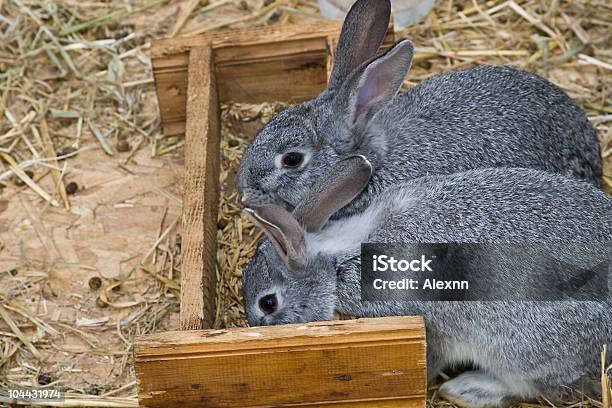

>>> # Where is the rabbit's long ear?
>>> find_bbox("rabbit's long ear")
[328,0,391,90]
[335,39,414,131]
[295,155,372,232]
[245,205,308,276]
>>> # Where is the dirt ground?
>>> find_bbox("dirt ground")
[0,0,610,406]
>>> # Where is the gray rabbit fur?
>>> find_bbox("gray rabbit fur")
[236,0,601,220]
[242,164,612,408]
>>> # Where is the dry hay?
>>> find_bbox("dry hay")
[215,101,288,329]
[0,0,610,406]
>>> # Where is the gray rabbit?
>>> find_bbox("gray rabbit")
[242,157,611,407]
[236,0,601,220]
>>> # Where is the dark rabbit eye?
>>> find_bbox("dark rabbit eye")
[281,152,304,168]
[259,294,278,314]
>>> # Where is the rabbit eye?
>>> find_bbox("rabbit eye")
[259,294,278,314]
[281,152,304,168]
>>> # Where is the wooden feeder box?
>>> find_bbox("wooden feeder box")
[135,316,427,407]
[134,21,427,407]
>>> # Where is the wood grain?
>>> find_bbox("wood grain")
[326,36,338,82]
[152,20,346,59]
[180,44,220,331]
[135,316,427,407]
[152,21,395,137]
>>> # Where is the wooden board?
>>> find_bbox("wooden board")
[180,44,220,331]
[135,316,427,408]
[152,21,395,137]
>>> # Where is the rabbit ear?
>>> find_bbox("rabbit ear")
[336,39,414,129]
[295,155,372,232]
[328,0,391,90]
[244,205,308,277]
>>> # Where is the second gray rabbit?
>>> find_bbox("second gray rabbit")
[243,158,611,407]
[236,0,601,220]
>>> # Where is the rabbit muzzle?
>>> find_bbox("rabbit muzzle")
[240,187,296,212]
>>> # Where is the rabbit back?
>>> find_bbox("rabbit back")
[335,66,602,217]
[335,168,611,393]
[369,167,609,243]
[393,67,600,181]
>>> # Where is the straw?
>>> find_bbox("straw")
[59,0,170,36]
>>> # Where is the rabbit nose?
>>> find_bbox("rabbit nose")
[240,188,264,205]
[235,165,254,192]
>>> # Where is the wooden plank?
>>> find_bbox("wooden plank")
[135,316,427,408]
[151,21,395,137]
[153,41,328,136]
[151,20,347,59]
[217,51,327,103]
[180,44,220,331]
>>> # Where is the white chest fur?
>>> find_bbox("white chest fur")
[304,204,385,256]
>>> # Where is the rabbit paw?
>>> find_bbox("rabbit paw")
[439,372,514,408]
